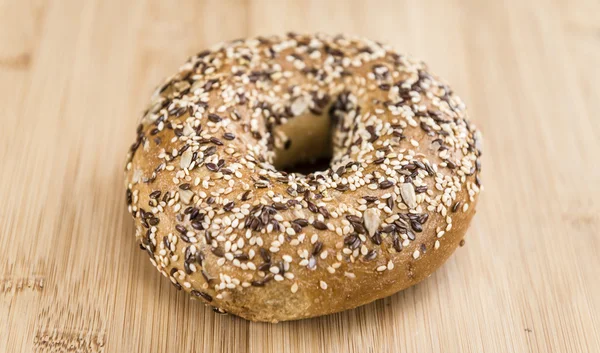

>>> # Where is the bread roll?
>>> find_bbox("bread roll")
[125,33,483,322]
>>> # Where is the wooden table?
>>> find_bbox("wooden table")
[1,0,598,352]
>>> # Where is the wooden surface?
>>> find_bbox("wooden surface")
[1,0,599,352]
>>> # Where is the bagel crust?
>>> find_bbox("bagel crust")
[125,33,482,322]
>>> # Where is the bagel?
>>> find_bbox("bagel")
[125,33,483,322]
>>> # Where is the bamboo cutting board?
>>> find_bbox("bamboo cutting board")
[1,0,599,352]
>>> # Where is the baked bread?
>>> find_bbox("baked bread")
[125,33,483,322]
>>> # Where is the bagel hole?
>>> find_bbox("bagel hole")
[279,155,333,175]
[272,109,334,175]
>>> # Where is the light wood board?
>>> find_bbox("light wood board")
[1,0,599,352]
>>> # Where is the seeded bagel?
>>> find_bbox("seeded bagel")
[125,33,483,322]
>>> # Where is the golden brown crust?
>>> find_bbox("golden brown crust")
[124,33,482,322]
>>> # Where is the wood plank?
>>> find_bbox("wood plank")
[0,0,598,352]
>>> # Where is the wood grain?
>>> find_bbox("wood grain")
[1,0,598,352]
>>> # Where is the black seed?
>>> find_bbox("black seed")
[325,46,344,57]
[411,220,423,232]
[287,199,300,207]
[318,206,330,218]
[293,218,309,227]
[312,241,323,255]
[303,190,311,201]
[278,260,285,275]
[149,190,161,199]
[379,180,394,189]
[258,262,271,272]
[180,233,191,243]
[223,202,235,212]
[234,253,249,261]
[191,290,213,302]
[208,113,222,122]
[191,221,204,230]
[393,236,403,252]
[344,234,358,245]
[353,223,366,234]
[306,201,318,213]
[148,217,159,226]
[336,184,349,191]
[415,185,428,194]
[366,125,379,142]
[241,190,252,201]
[313,221,327,230]
[206,163,219,172]
[346,215,362,224]
[363,196,378,203]
[386,197,394,210]
[420,121,432,133]
[210,137,223,146]
[272,202,288,210]
[372,232,382,245]
[184,261,192,275]
[145,240,156,258]
[284,222,297,234]
[211,247,224,257]
[126,189,132,205]
[175,224,187,234]
[260,248,271,263]
[204,146,216,156]
[393,131,405,139]
[223,132,235,140]
[185,247,195,262]
[203,79,218,91]
[382,225,396,233]
[364,250,377,261]
[179,183,190,190]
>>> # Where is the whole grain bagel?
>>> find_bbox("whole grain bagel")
[125,33,483,322]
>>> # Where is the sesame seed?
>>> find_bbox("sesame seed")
[412,250,420,259]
